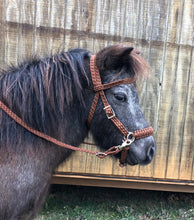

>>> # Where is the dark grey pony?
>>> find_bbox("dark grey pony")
[0,45,156,219]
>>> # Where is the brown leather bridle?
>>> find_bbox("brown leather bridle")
[0,54,154,167]
[87,55,154,166]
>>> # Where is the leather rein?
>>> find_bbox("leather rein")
[0,54,154,167]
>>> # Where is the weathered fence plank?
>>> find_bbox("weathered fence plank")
[179,48,194,180]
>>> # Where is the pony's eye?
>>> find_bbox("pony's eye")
[114,93,127,102]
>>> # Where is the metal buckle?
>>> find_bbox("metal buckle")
[96,152,108,158]
[103,105,115,119]
[116,132,135,151]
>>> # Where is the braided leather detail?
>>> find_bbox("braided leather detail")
[0,100,99,155]
[94,78,136,92]
[133,126,154,139]
[87,92,99,126]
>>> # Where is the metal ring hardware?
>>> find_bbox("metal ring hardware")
[103,105,115,119]
[116,132,135,151]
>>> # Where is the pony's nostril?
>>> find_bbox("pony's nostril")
[147,145,155,161]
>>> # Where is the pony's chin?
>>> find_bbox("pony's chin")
[126,158,152,166]
[127,161,138,166]
[126,156,138,165]
[126,152,152,166]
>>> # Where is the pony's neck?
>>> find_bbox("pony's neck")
[0,49,91,147]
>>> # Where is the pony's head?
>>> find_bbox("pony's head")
[84,45,156,165]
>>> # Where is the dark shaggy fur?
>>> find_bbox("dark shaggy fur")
[0,45,152,219]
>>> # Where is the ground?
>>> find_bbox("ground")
[36,185,194,220]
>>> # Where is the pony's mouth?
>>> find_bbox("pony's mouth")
[126,137,156,166]
[126,153,152,166]
[126,153,138,165]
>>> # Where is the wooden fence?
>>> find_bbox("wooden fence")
[0,0,193,192]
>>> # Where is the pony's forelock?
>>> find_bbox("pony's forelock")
[130,49,150,78]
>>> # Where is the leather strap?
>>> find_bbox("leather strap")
[0,100,120,157]
[87,55,135,137]
[87,55,154,166]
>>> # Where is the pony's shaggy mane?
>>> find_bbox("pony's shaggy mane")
[0,48,90,134]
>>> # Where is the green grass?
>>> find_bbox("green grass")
[36,185,194,220]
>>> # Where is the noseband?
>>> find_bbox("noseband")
[87,55,154,166]
[0,54,154,167]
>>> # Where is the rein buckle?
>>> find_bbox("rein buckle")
[116,132,135,151]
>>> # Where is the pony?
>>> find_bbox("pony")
[0,45,156,219]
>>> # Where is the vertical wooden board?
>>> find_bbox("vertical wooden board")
[5,0,20,23]
[34,0,52,55]
[84,134,100,174]
[56,155,73,173]
[166,0,182,44]
[34,27,52,56]
[64,32,79,49]
[50,0,66,28]
[3,0,20,65]
[63,34,72,51]
[85,151,100,174]
[180,0,193,46]
[63,1,79,49]
[112,158,126,176]
[166,46,192,179]
[0,0,3,20]
[108,0,123,37]
[122,0,139,40]
[49,28,65,54]
[71,145,87,174]
[47,0,66,52]
[94,0,112,35]
[78,0,94,32]
[83,135,113,175]
[64,0,78,30]
[3,22,19,66]
[79,35,93,51]
[137,0,155,42]
[125,164,140,177]
[35,0,51,28]
[76,0,94,49]
[91,1,111,51]
[20,0,35,25]
[153,44,179,178]
[98,156,113,175]
[18,26,34,60]
[179,48,194,180]
[17,0,35,61]
[36,0,65,55]
[149,0,170,42]
[117,0,127,42]
[35,0,65,55]
[92,38,106,54]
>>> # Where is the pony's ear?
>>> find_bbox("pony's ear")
[95,45,134,71]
